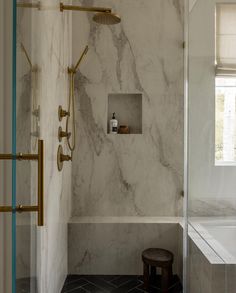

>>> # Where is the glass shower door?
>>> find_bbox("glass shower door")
[186,0,236,292]
[0,1,43,292]
[0,1,13,292]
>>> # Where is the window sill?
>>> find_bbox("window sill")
[215,161,236,166]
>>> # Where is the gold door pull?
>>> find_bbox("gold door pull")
[0,140,44,226]
[0,153,38,160]
[0,205,38,213]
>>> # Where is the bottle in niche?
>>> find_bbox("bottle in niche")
[109,112,118,134]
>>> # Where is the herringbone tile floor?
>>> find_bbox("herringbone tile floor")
[61,275,182,293]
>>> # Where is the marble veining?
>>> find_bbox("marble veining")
[68,221,182,275]
[189,198,236,217]
[25,1,72,293]
[72,0,184,217]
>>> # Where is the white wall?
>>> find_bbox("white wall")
[189,0,236,216]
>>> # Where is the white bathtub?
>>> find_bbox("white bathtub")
[190,218,236,264]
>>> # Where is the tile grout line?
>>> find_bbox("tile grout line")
[82,278,115,293]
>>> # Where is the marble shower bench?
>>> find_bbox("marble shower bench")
[68,217,183,277]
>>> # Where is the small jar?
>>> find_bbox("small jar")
[118,125,130,134]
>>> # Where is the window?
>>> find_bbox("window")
[215,77,236,163]
[215,4,236,164]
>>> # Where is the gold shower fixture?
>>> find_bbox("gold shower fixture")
[58,126,71,142]
[62,45,89,154]
[57,145,72,172]
[60,2,121,25]
[58,105,70,121]
[68,45,89,74]
[17,1,41,9]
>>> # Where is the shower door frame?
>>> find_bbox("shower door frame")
[0,0,14,292]
[183,0,189,292]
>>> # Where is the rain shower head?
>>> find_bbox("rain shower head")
[93,12,121,25]
[60,3,121,25]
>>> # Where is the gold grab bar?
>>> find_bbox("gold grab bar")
[0,140,44,226]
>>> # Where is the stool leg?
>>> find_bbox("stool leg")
[151,266,156,277]
[161,267,169,293]
[143,262,149,291]
[150,266,156,283]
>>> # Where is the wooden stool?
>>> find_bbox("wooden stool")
[142,248,174,292]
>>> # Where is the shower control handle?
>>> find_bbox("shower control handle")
[58,126,71,142]
[58,105,70,121]
[57,145,72,171]
[60,154,72,162]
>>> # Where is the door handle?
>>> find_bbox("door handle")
[0,140,44,226]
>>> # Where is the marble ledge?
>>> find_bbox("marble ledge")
[68,216,229,265]
[69,216,183,224]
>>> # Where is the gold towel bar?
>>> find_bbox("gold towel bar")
[0,140,44,226]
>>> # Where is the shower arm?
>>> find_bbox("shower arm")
[20,43,38,73]
[21,43,33,69]
[60,3,111,13]
[68,45,89,74]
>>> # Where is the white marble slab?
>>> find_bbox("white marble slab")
[27,1,73,292]
[71,0,184,217]
[69,216,182,223]
[68,219,182,276]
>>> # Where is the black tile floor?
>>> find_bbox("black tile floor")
[61,275,182,293]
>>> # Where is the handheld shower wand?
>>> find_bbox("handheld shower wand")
[65,46,89,152]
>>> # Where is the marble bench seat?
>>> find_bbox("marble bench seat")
[68,217,183,276]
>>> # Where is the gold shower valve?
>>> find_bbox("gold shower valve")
[58,126,71,142]
[57,145,72,171]
[58,105,70,121]
[68,67,76,74]
[60,153,72,162]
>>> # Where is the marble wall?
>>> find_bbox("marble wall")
[1,1,72,292]
[29,1,72,292]
[188,239,226,293]
[72,0,184,217]
[68,218,183,276]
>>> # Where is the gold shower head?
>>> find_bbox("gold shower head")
[60,3,121,25]
[93,12,121,25]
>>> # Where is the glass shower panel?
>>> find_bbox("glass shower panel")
[15,1,39,292]
[0,0,43,290]
[0,1,14,292]
[187,0,236,292]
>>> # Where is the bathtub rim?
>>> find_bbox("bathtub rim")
[189,217,236,265]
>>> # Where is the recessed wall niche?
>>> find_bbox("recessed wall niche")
[107,93,142,134]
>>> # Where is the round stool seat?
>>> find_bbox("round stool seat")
[142,248,174,292]
[142,248,174,267]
